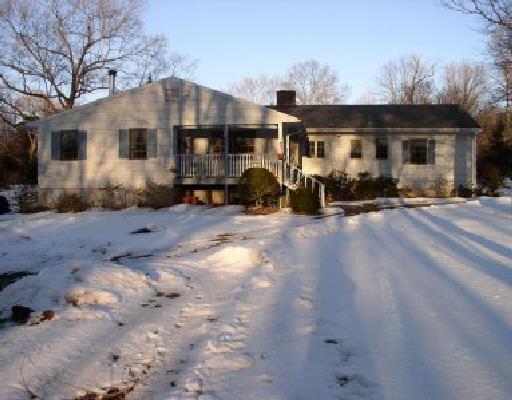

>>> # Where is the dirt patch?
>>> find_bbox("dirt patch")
[0,271,37,292]
[245,207,279,215]
[74,385,134,400]
[156,291,181,299]
[338,204,380,216]
[110,253,153,263]
[130,227,154,235]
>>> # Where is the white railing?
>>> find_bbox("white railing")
[283,161,326,208]
[176,154,325,208]
[177,153,280,178]
[177,154,225,178]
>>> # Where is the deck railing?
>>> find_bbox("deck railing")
[176,153,325,207]
[177,153,280,178]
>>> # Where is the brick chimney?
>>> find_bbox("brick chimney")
[276,90,296,106]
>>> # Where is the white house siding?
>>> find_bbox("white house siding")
[32,78,297,204]
[302,132,477,188]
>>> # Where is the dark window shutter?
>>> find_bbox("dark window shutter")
[119,129,129,158]
[51,131,61,160]
[147,129,158,158]
[427,140,436,165]
[308,140,315,158]
[402,140,410,164]
[78,131,87,160]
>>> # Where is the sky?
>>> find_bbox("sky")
[146,0,486,102]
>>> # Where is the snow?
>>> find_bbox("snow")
[331,196,467,207]
[0,199,512,399]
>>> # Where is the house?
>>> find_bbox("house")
[27,77,479,207]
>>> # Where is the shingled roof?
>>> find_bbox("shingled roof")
[266,104,480,130]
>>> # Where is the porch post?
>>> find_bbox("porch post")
[278,122,284,191]
[224,124,229,204]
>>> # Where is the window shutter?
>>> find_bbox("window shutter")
[402,140,410,164]
[119,129,129,158]
[427,140,436,165]
[78,131,87,160]
[51,131,60,160]
[147,129,158,158]
[308,140,315,158]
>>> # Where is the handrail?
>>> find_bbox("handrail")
[175,153,325,208]
[283,161,325,208]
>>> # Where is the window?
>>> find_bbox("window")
[119,129,156,159]
[208,137,224,153]
[51,130,86,161]
[129,128,148,159]
[403,139,435,165]
[410,139,427,164]
[308,140,325,158]
[316,141,325,158]
[60,130,79,160]
[350,139,362,159]
[375,137,388,160]
[233,137,255,153]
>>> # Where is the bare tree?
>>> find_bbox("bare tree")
[0,0,195,124]
[377,55,437,104]
[443,0,512,135]
[489,27,512,107]
[355,90,381,104]
[227,75,282,105]
[437,61,489,113]
[283,60,349,104]
[442,0,512,30]
[227,60,349,105]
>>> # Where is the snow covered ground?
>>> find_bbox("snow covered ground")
[0,198,511,400]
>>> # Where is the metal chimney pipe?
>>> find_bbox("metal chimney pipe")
[108,69,117,96]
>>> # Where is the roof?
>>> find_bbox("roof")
[266,104,480,130]
[27,77,297,127]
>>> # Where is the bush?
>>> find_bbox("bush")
[138,181,182,209]
[55,193,89,213]
[352,172,399,200]
[315,171,399,201]
[427,178,453,198]
[479,164,503,195]
[314,171,355,201]
[101,182,126,210]
[0,195,10,214]
[15,186,49,213]
[19,202,49,214]
[289,187,320,215]
[237,168,280,209]
[457,185,484,198]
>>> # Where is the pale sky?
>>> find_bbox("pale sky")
[146,0,487,102]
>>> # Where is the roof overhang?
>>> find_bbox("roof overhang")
[305,127,481,134]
